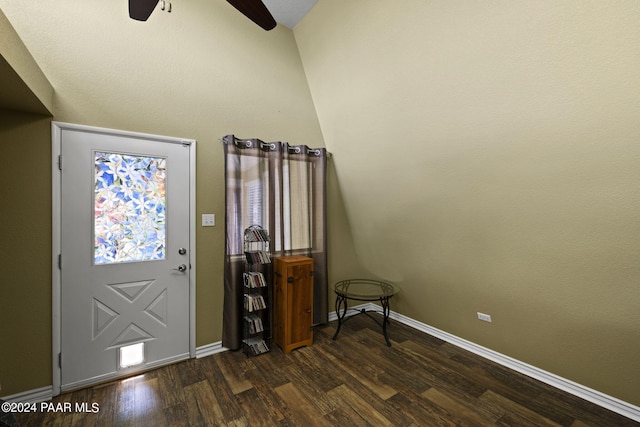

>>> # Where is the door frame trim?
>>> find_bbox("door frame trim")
[51,121,197,396]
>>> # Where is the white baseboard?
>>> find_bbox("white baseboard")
[195,341,228,358]
[2,386,53,404]
[328,302,370,322]
[330,303,640,422]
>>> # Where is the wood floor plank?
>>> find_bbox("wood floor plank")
[113,375,141,426]
[323,406,371,427]
[176,358,206,388]
[274,382,333,426]
[241,363,289,423]
[307,340,416,425]
[183,380,225,426]
[234,387,274,426]
[315,342,399,400]
[422,387,499,426]
[384,392,447,427]
[396,339,496,400]
[287,346,343,393]
[277,350,342,415]
[327,383,395,426]
[161,403,190,427]
[155,363,187,409]
[445,348,554,404]
[535,389,640,427]
[321,326,429,397]
[369,336,488,404]
[199,356,246,423]
[215,351,254,395]
[359,329,486,397]
[480,389,563,427]
[249,351,290,389]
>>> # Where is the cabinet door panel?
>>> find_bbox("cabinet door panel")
[288,263,313,343]
[274,256,314,353]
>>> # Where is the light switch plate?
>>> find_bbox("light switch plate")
[202,214,215,227]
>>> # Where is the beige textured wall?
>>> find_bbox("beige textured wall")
[295,0,640,405]
[0,110,52,396]
[0,9,53,114]
[0,0,339,396]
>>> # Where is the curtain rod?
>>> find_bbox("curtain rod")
[219,137,332,158]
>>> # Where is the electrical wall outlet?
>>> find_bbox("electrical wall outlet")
[477,312,492,322]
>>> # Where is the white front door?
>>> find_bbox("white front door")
[54,123,195,392]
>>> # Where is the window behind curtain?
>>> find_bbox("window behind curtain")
[283,158,311,251]
[228,156,312,255]
[227,155,270,255]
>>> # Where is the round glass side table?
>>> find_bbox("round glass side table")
[332,279,398,346]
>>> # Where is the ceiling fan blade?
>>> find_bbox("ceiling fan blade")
[226,0,277,31]
[129,0,160,21]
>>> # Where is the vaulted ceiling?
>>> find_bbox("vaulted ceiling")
[262,0,317,29]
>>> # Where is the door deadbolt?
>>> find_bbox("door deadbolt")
[178,248,187,255]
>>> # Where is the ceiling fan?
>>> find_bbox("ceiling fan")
[128,0,277,30]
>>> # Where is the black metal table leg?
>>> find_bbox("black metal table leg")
[381,296,391,346]
[332,293,348,340]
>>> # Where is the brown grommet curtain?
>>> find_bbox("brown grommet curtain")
[221,135,328,350]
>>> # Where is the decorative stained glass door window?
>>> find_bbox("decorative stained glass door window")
[94,151,167,264]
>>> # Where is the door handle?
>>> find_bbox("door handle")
[173,264,187,272]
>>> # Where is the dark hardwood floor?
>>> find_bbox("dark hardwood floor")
[14,314,639,426]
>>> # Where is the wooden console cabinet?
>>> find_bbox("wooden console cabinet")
[273,256,314,353]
